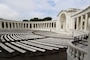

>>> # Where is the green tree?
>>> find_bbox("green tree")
[30,18,38,21]
[23,19,29,22]
[43,17,52,21]
[30,17,52,21]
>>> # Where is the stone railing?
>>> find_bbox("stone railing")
[67,41,87,60]
[67,34,88,60]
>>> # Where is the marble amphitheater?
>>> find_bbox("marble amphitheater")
[0,6,90,60]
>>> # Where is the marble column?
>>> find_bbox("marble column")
[47,23,48,28]
[52,23,54,28]
[76,17,79,30]
[32,23,33,29]
[19,23,21,29]
[40,23,42,28]
[35,23,36,28]
[24,23,26,29]
[11,22,13,29]
[12,23,14,29]
[43,23,44,28]
[23,23,24,29]
[52,23,53,28]
[0,21,2,29]
[4,22,6,29]
[17,23,18,29]
[37,23,39,28]
[28,23,30,29]
[40,23,41,28]
[33,24,35,28]
[54,22,56,28]
[17,23,19,29]
[14,23,16,29]
[16,23,18,29]
[80,16,83,30]
[46,23,47,28]
[7,22,9,29]
[49,23,50,28]
[20,23,22,29]
[45,23,46,28]
[50,23,51,28]
[42,23,44,28]
[36,23,37,28]
[85,14,88,31]
[37,23,38,28]
[27,23,28,29]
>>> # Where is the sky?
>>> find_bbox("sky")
[0,0,90,21]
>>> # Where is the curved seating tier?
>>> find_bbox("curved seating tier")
[0,31,68,58]
[0,33,44,42]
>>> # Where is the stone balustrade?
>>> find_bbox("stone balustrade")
[67,41,87,60]
[67,34,88,60]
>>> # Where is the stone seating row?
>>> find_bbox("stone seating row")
[0,34,66,54]
[36,38,71,47]
[0,40,63,54]
[0,34,44,42]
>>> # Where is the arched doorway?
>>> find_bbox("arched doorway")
[60,13,66,30]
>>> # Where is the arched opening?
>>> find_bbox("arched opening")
[60,13,66,30]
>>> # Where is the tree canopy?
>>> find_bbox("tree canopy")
[23,19,29,22]
[30,17,52,21]
[22,17,52,22]
[43,17,52,21]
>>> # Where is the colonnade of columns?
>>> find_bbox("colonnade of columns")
[32,22,56,29]
[0,21,56,30]
[74,13,90,31]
